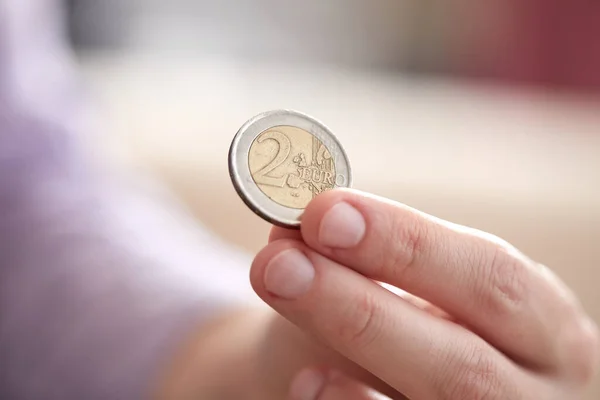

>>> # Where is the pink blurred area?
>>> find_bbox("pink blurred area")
[449,1,600,92]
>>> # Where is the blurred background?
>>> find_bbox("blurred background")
[62,0,599,397]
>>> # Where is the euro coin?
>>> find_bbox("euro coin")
[228,109,352,228]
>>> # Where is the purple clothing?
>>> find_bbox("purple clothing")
[0,1,255,399]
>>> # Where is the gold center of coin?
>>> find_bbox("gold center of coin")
[248,125,336,209]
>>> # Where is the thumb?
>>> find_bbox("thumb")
[288,368,394,400]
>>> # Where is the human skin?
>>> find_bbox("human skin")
[158,188,599,399]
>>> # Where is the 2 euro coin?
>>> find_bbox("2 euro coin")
[228,109,352,228]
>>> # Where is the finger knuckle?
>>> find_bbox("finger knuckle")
[440,345,503,400]
[385,212,428,281]
[336,291,383,350]
[481,244,528,318]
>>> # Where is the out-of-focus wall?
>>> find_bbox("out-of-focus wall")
[67,0,600,92]
[68,0,413,69]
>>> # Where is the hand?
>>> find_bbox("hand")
[155,306,391,399]
[250,189,599,399]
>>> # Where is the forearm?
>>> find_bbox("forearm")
[0,145,257,399]
[0,1,261,398]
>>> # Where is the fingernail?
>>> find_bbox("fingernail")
[264,249,315,299]
[289,368,326,400]
[319,202,366,248]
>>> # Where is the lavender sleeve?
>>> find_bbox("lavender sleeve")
[0,1,258,399]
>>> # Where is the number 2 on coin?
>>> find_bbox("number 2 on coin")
[252,131,291,187]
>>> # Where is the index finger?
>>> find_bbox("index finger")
[298,189,590,373]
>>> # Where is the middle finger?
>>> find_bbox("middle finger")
[250,239,541,399]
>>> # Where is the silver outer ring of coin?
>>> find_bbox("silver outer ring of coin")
[228,109,352,228]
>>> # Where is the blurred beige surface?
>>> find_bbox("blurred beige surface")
[81,55,600,398]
